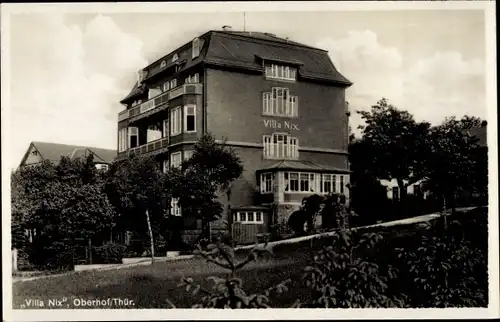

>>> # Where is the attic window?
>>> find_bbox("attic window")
[172,53,179,63]
[160,60,166,68]
[265,64,297,81]
[31,150,39,155]
[192,37,200,59]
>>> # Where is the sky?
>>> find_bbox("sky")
[4,6,490,170]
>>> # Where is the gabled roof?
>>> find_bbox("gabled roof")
[121,29,351,103]
[257,160,350,174]
[19,141,117,167]
[120,82,145,104]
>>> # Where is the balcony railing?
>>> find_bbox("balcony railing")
[118,83,203,122]
[127,137,169,157]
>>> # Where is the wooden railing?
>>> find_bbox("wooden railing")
[118,83,203,122]
[127,137,169,157]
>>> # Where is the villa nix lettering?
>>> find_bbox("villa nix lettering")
[263,119,299,131]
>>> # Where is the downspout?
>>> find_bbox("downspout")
[203,64,208,135]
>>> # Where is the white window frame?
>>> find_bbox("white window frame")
[185,73,200,84]
[170,152,182,169]
[184,150,193,161]
[233,211,264,224]
[128,127,138,149]
[171,198,181,216]
[263,133,299,160]
[170,106,182,136]
[284,172,317,193]
[184,104,196,133]
[265,63,297,81]
[118,128,127,152]
[263,87,298,117]
[260,173,274,193]
[172,53,179,62]
[163,82,170,92]
[170,78,177,89]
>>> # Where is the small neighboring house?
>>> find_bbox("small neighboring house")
[381,121,488,200]
[19,141,117,170]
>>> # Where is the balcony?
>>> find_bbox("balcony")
[126,137,169,157]
[118,83,203,123]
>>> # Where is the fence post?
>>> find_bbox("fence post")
[12,248,18,272]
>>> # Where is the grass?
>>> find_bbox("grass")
[13,207,486,309]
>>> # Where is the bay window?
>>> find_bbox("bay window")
[170,152,182,169]
[170,106,182,136]
[260,173,273,193]
[184,105,196,133]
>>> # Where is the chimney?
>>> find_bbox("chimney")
[222,25,232,32]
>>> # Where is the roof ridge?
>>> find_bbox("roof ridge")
[213,30,328,52]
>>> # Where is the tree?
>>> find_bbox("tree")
[12,155,116,268]
[357,98,431,199]
[105,155,167,264]
[170,134,243,243]
[422,116,482,225]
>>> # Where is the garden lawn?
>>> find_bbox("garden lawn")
[13,251,311,309]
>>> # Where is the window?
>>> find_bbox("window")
[162,160,169,173]
[171,198,181,216]
[163,82,170,92]
[260,173,273,193]
[118,128,127,152]
[265,64,297,81]
[172,53,179,62]
[128,127,138,148]
[321,174,332,193]
[184,105,196,132]
[185,73,199,84]
[95,164,109,171]
[170,78,177,89]
[170,152,182,169]
[263,88,298,117]
[192,38,201,58]
[163,119,169,138]
[340,175,345,194]
[184,150,193,160]
[263,133,299,159]
[147,123,162,143]
[160,60,166,68]
[170,106,182,136]
[234,211,264,224]
[285,172,316,193]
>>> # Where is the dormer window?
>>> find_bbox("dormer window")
[265,64,297,82]
[160,60,166,68]
[172,53,179,62]
[192,37,200,59]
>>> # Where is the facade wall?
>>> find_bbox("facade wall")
[205,68,349,151]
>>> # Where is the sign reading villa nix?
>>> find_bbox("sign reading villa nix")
[263,119,299,131]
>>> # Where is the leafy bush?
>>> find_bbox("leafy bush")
[95,242,127,264]
[171,239,291,308]
[298,230,405,308]
[395,217,488,307]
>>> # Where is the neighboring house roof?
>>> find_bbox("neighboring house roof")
[257,160,350,174]
[19,141,117,167]
[121,29,351,103]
